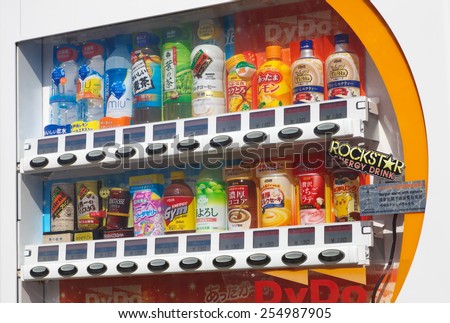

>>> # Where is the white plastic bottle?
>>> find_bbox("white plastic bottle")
[105,34,133,123]
[291,39,324,103]
[325,33,360,99]
[191,44,226,117]
[77,40,105,123]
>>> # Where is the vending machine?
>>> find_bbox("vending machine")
[0,0,447,303]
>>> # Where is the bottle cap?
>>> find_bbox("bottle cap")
[300,40,313,50]
[334,33,349,45]
[171,171,185,180]
[134,32,160,49]
[226,54,246,72]
[265,45,282,59]
[114,34,132,50]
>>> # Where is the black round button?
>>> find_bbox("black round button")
[318,249,345,263]
[86,150,106,162]
[30,266,49,278]
[179,257,202,270]
[57,153,77,165]
[58,264,78,277]
[146,143,167,155]
[243,131,267,145]
[177,139,200,152]
[282,251,307,265]
[117,261,138,274]
[210,135,233,148]
[246,253,271,267]
[87,263,107,275]
[212,255,236,269]
[314,123,340,136]
[278,127,302,141]
[115,146,136,159]
[30,156,49,168]
[148,259,169,272]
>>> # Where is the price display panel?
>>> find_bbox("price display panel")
[216,114,241,133]
[155,236,179,255]
[253,229,279,248]
[123,126,146,144]
[187,234,211,252]
[153,122,177,141]
[219,232,245,251]
[65,134,86,151]
[94,130,116,148]
[65,243,88,260]
[184,118,208,137]
[124,239,148,257]
[284,105,311,125]
[38,245,59,262]
[37,137,58,155]
[288,227,315,246]
[94,241,117,258]
[250,110,275,129]
[319,100,347,121]
[324,224,353,244]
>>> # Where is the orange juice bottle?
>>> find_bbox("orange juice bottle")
[257,45,292,108]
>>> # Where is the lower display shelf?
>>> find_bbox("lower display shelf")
[21,221,374,281]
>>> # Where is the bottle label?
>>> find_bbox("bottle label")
[162,44,192,105]
[332,172,361,222]
[299,174,326,225]
[76,181,100,230]
[196,180,227,231]
[227,184,253,230]
[77,65,104,100]
[163,196,196,232]
[132,188,164,236]
[292,58,324,103]
[131,54,162,108]
[257,62,292,108]
[51,184,75,232]
[227,61,255,112]
[326,52,360,99]
[105,68,133,118]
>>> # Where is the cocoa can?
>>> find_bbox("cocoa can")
[51,183,75,232]
[76,180,101,230]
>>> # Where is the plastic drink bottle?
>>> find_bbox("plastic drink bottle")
[162,25,193,120]
[291,39,324,103]
[50,44,80,126]
[105,34,133,125]
[257,45,292,108]
[131,32,162,124]
[77,40,105,123]
[326,33,360,99]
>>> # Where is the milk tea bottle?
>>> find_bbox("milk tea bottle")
[326,33,360,99]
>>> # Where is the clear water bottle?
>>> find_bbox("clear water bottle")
[105,34,133,123]
[77,40,105,123]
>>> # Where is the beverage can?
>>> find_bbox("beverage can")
[51,183,75,232]
[298,173,331,225]
[105,188,131,230]
[257,162,295,227]
[331,169,361,222]
[130,174,165,236]
[76,180,101,230]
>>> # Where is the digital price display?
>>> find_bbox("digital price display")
[94,241,117,258]
[37,137,58,155]
[155,236,179,254]
[65,243,88,260]
[324,224,353,244]
[123,126,146,144]
[250,110,275,129]
[38,245,59,262]
[216,114,241,133]
[94,130,116,148]
[184,118,208,137]
[288,227,315,246]
[219,232,245,251]
[187,234,211,253]
[124,239,147,257]
[153,122,177,141]
[284,105,311,125]
[253,229,279,248]
[319,100,347,121]
[65,134,86,151]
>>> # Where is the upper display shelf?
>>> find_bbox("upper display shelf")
[21,97,379,175]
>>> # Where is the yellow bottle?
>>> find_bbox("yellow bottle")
[257,45,292,108]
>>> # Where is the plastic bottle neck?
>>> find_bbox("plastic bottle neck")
[335,43,349,52]
[300,49,314,58]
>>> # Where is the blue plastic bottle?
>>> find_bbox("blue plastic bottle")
[105,34,133,126]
